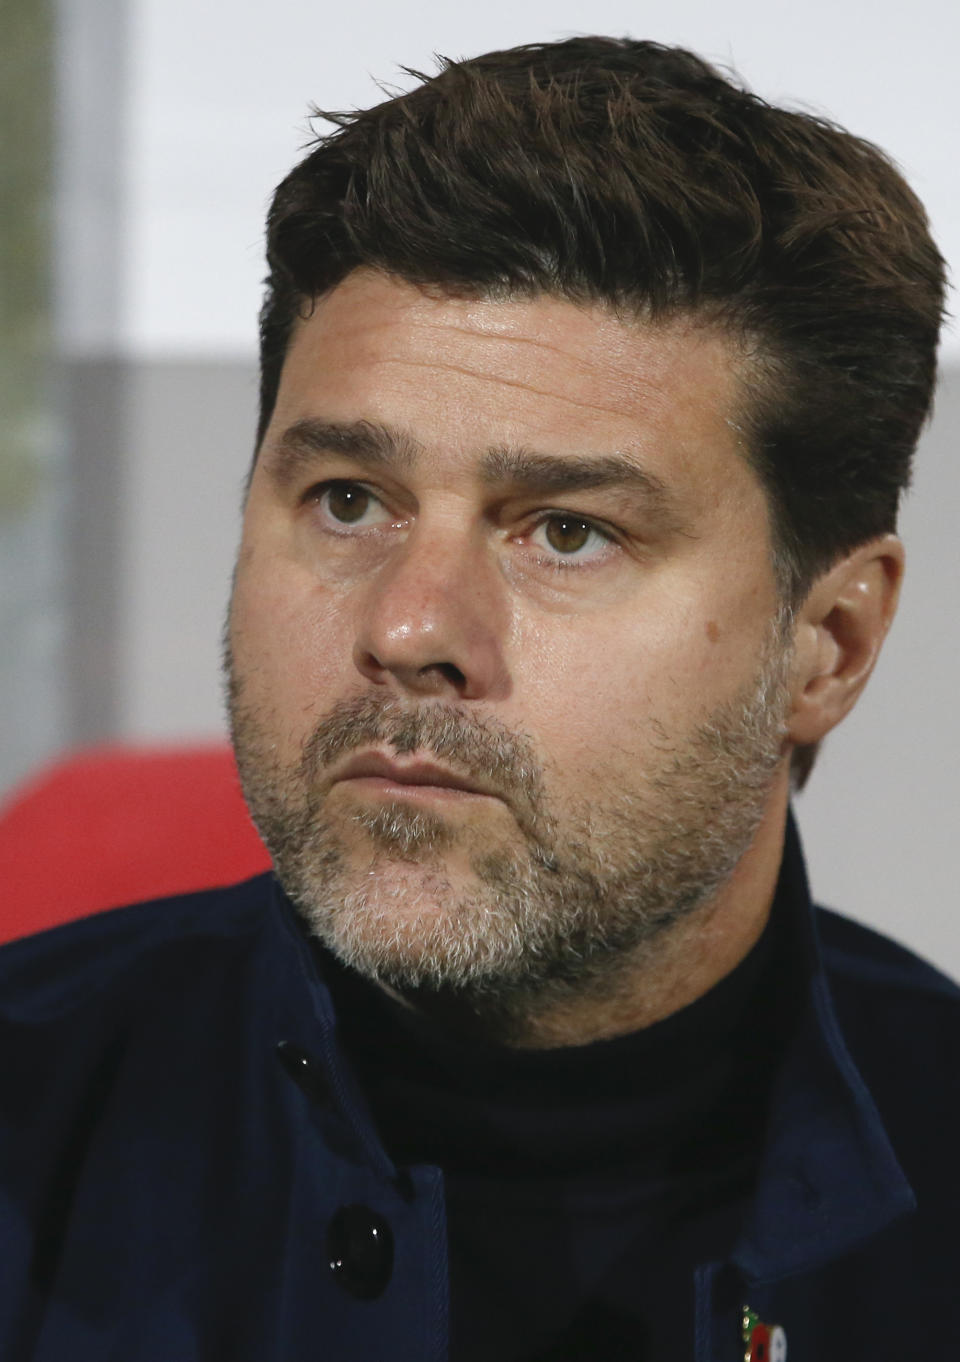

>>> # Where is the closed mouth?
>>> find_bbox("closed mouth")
[332,751,496,799]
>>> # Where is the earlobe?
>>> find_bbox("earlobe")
[786,534,905,747]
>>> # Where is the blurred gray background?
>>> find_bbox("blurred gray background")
[2,0,957,971]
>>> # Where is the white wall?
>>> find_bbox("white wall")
[118,0,959,359]
[56,0,960,977]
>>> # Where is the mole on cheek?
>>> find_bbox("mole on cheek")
[705,620,720,644]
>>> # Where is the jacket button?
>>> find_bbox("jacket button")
[327,1204,394,1300]
[275,1040,330,1105]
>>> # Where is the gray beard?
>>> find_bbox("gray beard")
[225,615,793,1030]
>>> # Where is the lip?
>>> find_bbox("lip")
[332,751,497,801]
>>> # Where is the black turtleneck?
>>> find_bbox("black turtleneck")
[320,872,801,1360]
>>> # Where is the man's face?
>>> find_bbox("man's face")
[227,270,792,1016]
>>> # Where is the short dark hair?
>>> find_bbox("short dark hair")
[257,36,946,782]
[259,36,944,584]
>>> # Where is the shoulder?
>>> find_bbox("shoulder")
[817,905,960,1013]
[817,905,960,1059]
[816,906,960,1186]
[0,874,278,1026]
[817,904,958,1002]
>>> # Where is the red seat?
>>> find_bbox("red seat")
[0,744,271,944]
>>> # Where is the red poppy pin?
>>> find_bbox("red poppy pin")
[742,1305,787,1361]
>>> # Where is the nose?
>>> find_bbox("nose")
[352,527,509,700]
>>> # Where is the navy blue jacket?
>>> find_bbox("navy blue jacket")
[2,822,959,1360]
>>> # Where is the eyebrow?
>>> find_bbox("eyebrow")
[479,446,671,503]
[265,417,682,523]
[265,418,423,487]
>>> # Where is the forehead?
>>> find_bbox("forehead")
[262,269,757,509]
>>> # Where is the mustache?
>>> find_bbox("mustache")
[300,694,545,822]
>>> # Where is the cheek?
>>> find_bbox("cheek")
[510,597,757,778]
[510,619,656,778]
[230,552,355,742]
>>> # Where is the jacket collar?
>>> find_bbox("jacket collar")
[269,811,916,1282]
[730,813,915,1284]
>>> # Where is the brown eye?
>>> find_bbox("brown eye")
[544,515,592,554]
[325,483,370,523]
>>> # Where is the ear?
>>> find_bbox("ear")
[787,534,905,747]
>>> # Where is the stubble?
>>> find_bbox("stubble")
[225,612,794,1029]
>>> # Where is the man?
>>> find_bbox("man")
[1,35,956,1362]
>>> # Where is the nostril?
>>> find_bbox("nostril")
[423,662,467,687]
